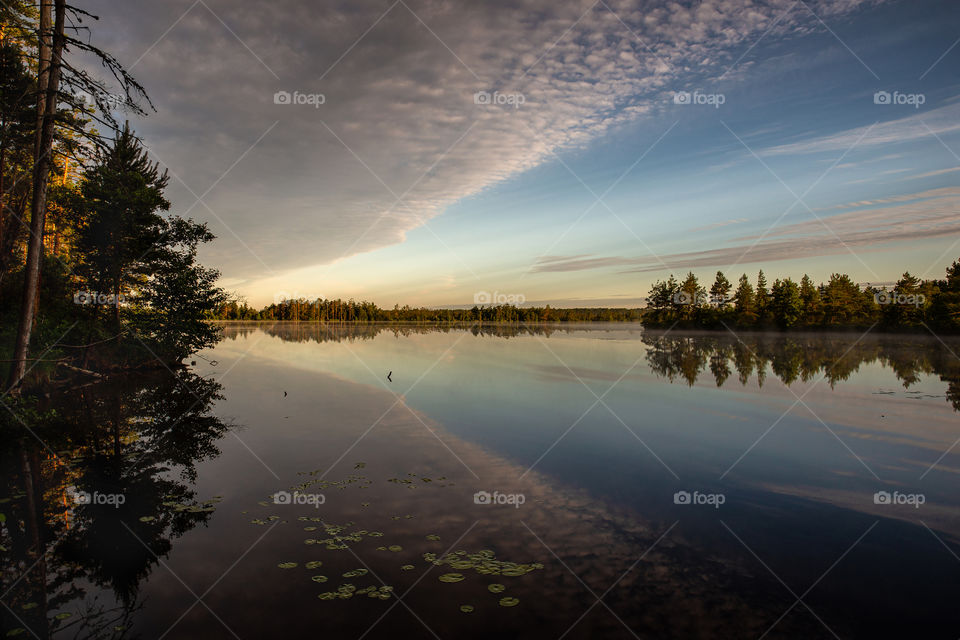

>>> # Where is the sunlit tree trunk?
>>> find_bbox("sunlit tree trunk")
[7,0,65,392]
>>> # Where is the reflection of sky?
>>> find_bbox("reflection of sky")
[137,325,960,638]
[213,325,960,532]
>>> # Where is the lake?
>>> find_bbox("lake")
[3,322,960,639]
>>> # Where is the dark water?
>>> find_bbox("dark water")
[3,323,960,639]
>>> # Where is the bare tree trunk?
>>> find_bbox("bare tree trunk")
[0,144,6,269]
[6,0,65,393]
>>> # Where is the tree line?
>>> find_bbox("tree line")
[643,263,960,331]
[215,298,643,323]
[1,1,224,393]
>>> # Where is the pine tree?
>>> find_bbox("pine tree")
[755,270,769,322]
[733,274,756,325]
[799,274,821,326]
[678,272,706,321]
[76,123,170,327]
[710,271,732,309]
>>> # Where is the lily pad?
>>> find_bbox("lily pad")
[401,564,415,571]
[499,597,520,607]
[311,575,328,583]
[342,569,369,578]
[305,561,323,569]
[439,573,465,583]
[277,562,297,569]
[138,516,156,523]
[388,545,402,552]
[488,583,505,593]
[460,605,474,613]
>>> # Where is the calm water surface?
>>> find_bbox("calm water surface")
[4,323,960,639]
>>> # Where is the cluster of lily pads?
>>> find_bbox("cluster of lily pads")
[253,466,542,613]
[385,472,452,489]
[431,549,542,611]
[293,470,373,492]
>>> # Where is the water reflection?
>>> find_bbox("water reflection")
[219,319,641,343]
[0,371,228,638]
[643,330,960,408]
[4,325,960,638]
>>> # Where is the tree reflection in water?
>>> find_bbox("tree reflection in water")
[0,370,228,639]
[642,330,960,410]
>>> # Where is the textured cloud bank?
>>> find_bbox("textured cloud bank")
[85,0,882,282]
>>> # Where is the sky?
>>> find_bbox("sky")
[81,0,960,308]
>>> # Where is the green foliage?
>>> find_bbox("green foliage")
[644,263,960,332]
[710,271,732,309]
[733,275,756,325]
[770,278,801,328]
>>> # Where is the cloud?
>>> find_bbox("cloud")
[760,100,960,156]
[903,166,960,180]
[82,0,885,284]
[533,187,960,274]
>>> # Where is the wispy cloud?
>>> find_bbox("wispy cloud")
[533,187,960,274]
[761,100,960,156]
[903,166,960,180]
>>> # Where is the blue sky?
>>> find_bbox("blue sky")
[88,0,960,307]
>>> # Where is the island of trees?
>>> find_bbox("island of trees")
[642,265,960,331]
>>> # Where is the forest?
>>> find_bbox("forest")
[643,266,960,331]
[0,1,224,395]
[215,298,643,323]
